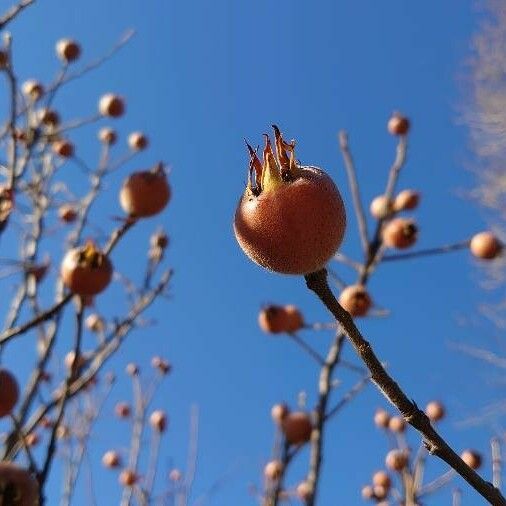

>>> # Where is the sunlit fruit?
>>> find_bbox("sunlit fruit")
[128,131,148,151]
[119,163,170,218]
[338,285,372,317]
[0,462,38,506]
[102,450,121,469]
[374,409,390,428]
[470,231,502,260]
[98,127,117,145]
[393,190,420,212]
[234,126,346,274]
[56,38,81,62]
[271,403,289,425]
[38,108,60,127]
[149,410,168,432]
[22,79,44,101]
[58,204,78,223]
[460,449,482,470]
[61,242,113,295]
[370,195,393,220]
[99,93,125,118]
[0,369,19,418]
[52,139,74,158]
[382,218,418,249]
[296,481,312,501]
[125,363,139,376]
[388,416,406,433]
[372,470,391,489]
[425,401,445,422]
[151,356,171,375]
[361,485,374,500]
[387,113,410,136]
[385,449,408,471]
[258,305,304,333]
[119,469,137,487]
[264,460,283,480]
[281,411,312,445]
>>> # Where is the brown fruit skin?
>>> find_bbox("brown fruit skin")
[58,204,78,223]
[373,485,388,500]
[258,305,304,334]
[119,469,137,487]
[0,462,39,506]
[388,416,406,433]
[234,166,346,275]
[393,190,420,212]
[22,79,44,101]
[372,470,391,489]
[120,167,170,218]
[56,38,81,62]
[271,403,289,425]
[52,139,74,158]
[385,449,408,471]
[382,218,418,249]
[128,131,149,151]
[149,410,168,432]
[99,94,125,118]
[470,231,502,260]
[370,195,393,220]
[361,485,374,499]
[425,401,445,422]
[461,449,482,470]
[281,411,312,445]
[339,285,372,317]
[296,481,312,501]
[387,113,410,135]
[374,409,390,428]
[264,460,283,480]
[0,369,19,418]
[0,50,9,68]
[102,450,121,469]
[98,127,117,145]
[60,245,113,296]
[115,402,131,419]
[38,108,60,127]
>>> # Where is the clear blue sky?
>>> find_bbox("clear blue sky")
[1,1,502,504]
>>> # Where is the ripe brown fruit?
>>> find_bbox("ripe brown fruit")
[382,218,418,249]
[370,195,393,220]
[149,410,168,432]
[271,403,289,425]
[234,127,346,275]
[98,127,117,145]
[99,93,125,118]
[52,139,74,158]
[151,356,171,374]
[385,449,408,471]
[119,469,137,487]
[461,449,482,470]
[393,190,420,212]
[387,113,410,136]
[388,416,406,433]
[0,369,19,417]
[338,284,372,317]
[0,50,9,69]
[125,363,139,376]
[372,470,391,490]
[85,313,105,333]
[22,79,44,101]
[296,481,312,501]
[0,462,38,506]
[374,409,390,428]
[258,305,304,334]
[281,411,312,445]
[373,485,388,500]
[60,242,113,296]
[128,131,149,151]
[58,204,78,223]
[361,485,374,499]
[264,460,283,480]
[38,108,60,127]
[102,450,121,469]
[425,401,445,422]
[56,38,81,62]
[470,231,502,260]
[115,402,131,419]
[119,163,170,218]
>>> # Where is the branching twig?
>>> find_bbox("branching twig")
[0,0,34,30]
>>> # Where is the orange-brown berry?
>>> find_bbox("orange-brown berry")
[99,94,125,118]
[374,409,390,428]
[470,232,502,260]
[425,401,445,422]
[258,305,304,334]
[382,218,418,249]
[387,113,410,135]
[385,449,408,471]
[461,449,482,470]
[128,131,149,151]
[339,285,372,317]
[281,411,312,445]
[393,190,420,212]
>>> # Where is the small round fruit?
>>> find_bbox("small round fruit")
[119,163,170,218]
[258,305,304,334]
[234,128,346,275]
[56,38,81,62]
[38,108,60,127]
[281,411,312,445]
[470,232,502,260]
[370,195,393,220]
[58,204,78,223]
[61,242,113,296]
[119,469,137,487]
[374,409,390,428]
[385,449,408,471]
[388,416,406,433]
[115,402,131,419]
[0,50,8,69]
[102,450,121,469]
[25,432,39,447]
[151,356,171,374]
[361,485,374,500]
[126,363,139,376]
[271,403,289,425]
[85,313,105,333]
[169,469,182,481]
[373,485,388,500]
[387,113,410,136]
[98,127,117,145]
[372,471,391,489]
[0,369,19,418]
[99,93,125,118]
[393,190,420,212]
[339,285,372,317]
[52,139,74,158]
[264,460,283,480]
[296,481,312,501]
[382,218,418,249]
[149,410,168,432]
[461,449,482,470]
[128,131,149,151]
[0,462,39,506]
[22,79,44,101]
[150,231,169,250]
[425,401,445,422]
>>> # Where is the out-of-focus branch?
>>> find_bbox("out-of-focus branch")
[492,437,502,490]
[382,241,470,262]
[0,0,35,30]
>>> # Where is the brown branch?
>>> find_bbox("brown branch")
[304,268,506,505]
[0,0,34,30]
[382,241,470,262]
[338,131,369,254]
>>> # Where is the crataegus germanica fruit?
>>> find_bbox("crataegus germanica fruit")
[470,231,502,260]
[0,462,38,506]
[258,304,304,333]
[338,284,372,317]
[0,369,19,417]
[234,126,346,275]
[281,411,313,445]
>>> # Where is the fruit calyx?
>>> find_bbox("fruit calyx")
[245,125,303,196]
[78,241,106,268]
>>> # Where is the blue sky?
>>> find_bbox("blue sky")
[1,1,503,504]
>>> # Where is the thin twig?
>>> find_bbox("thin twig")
[492,437,502,490]
[324,373,371,421]
[0,0,35,30]
[382,241,470,262]
[286,332,325,366]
